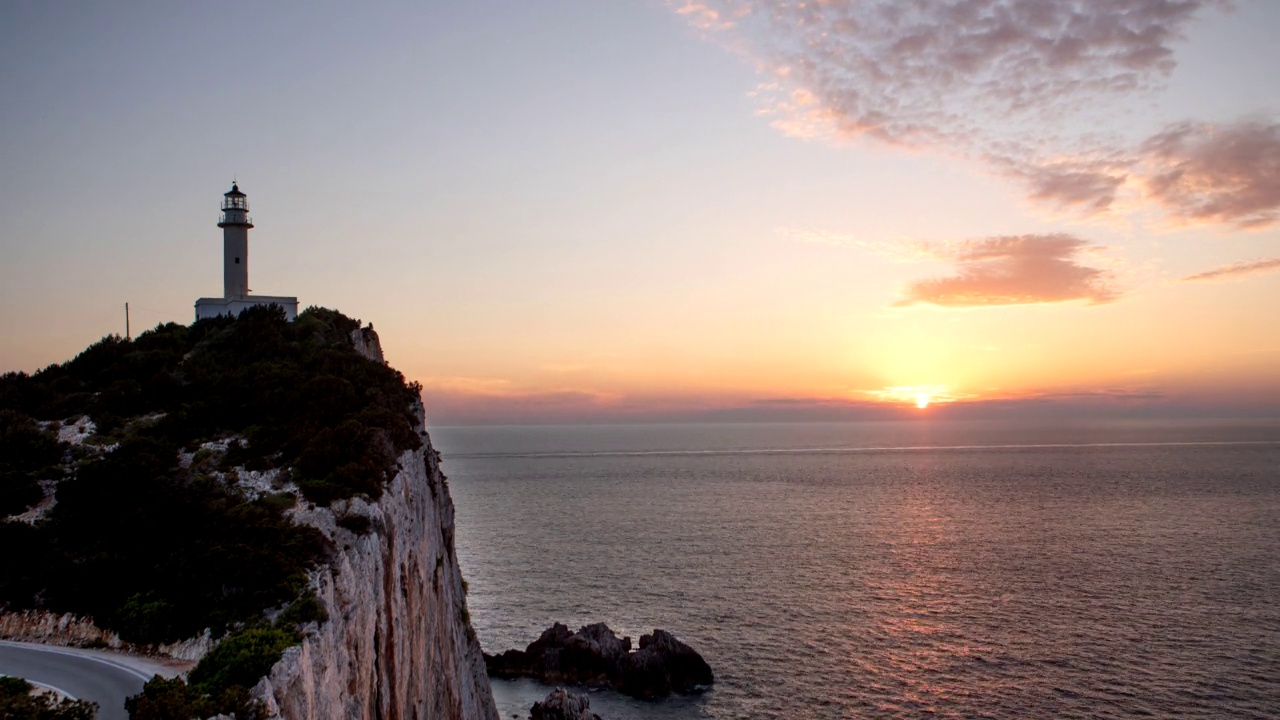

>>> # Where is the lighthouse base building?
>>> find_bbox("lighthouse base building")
[195,295,299,321]
[195,183,298,321]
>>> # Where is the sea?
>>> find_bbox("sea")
[429,419,1280,720]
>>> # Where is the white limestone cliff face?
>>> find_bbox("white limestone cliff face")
[251,328,499,720]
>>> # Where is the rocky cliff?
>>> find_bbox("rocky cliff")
[251,328,499,720]
[0,314,498,719]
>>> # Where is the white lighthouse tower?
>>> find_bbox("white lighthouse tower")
[195,183,298,321]
[219,183,251,298]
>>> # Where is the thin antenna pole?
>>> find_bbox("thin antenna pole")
[125,302,131,340]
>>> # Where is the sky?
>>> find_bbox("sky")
[1,0,1277,425]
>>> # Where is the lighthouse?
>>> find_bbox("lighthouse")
[195,183,298,321]
[218,183,252,298]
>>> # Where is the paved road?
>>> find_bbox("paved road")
[0,640,153,720]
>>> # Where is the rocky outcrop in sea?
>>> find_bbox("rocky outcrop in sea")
[529,688,602,720]
[485,623,713,699]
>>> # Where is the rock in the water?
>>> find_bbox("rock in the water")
[616,629,715,698]
[485,623,712,699]
[529,687,602,720]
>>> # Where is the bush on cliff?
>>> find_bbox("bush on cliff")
[0,305,421,507]
[0,306,421,645]
[0,408,63,516]
[125,676,263,720]
[0,676,97,720]
[126,627,296,720]
[28,433,329,644]
[187,626,298,692]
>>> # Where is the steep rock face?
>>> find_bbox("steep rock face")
[254,423,498,720]
[251,327,498,720]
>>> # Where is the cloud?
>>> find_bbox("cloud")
[996,154,1133,212]
[675,1,1280,228]
[1140,120,1280,228]
[674,2,734,31]
[695,0,1221,144]
[1181,257,1280,282]
[894,233,1119,307]
[996,118,1280,224]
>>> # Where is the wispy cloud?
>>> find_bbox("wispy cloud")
[674,2,735,31]
[996,154,1132,213]
[1181,257,1280,282]
[734,0,1216,145]
[894,234,1119,308]
[676,1,1280,228]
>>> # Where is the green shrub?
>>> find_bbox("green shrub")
[262,492,297,512]
[336,513,371,535]
[125,675,267,720]
[0,676,98,720]
[113,592,180,646]
[125,676,209,720]
[187,627,298,695]
[190,447,214,466]
[0,409,63,516]
[275,590,328,628]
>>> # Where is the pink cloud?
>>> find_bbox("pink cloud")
[674,2,733,31]
[995,154,1133,212]
[696,0,1222,146]
[1141,120,1280,228]
[894,233,1119,308]
[1181,257,1280,282]
[676,1,1280,229]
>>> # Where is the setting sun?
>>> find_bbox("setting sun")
[865,385,965,409]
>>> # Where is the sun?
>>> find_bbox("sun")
[865,384,963,409]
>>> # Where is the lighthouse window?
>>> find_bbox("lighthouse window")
[235,257,240,264]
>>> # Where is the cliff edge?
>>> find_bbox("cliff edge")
[0,310,499,720]
[252,326,499,720]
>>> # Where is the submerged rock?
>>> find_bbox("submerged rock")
[529,687,602,720]
[485,623,712,699]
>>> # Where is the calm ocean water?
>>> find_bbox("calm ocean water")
[431,420,1280,720]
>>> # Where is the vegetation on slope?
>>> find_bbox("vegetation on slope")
[0,306,425,716]
[0,676,97,720]
[126,626,302,720]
